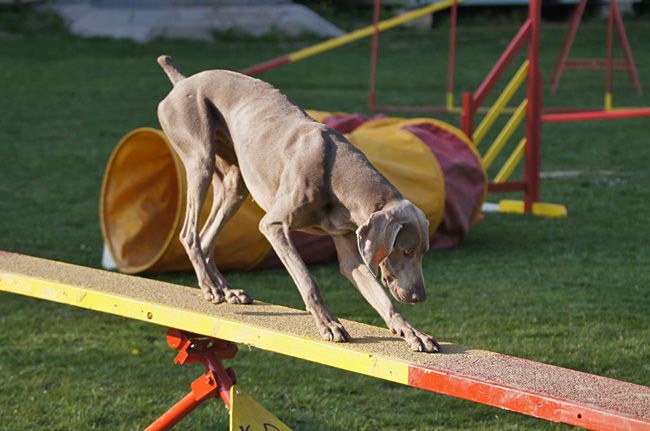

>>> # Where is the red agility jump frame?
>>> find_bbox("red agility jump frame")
[550,0,642,104]
[241,0,650,215]
[460,12,542,213]
[370,0,646,215]
[368,0,646,115]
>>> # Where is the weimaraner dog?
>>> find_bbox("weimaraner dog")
[157,56,440,353]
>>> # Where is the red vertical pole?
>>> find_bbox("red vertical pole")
[368,0,381,111]
[447,0,458,110]
[525,0,542,214]
[607,0,615,104]
[461,92,474,139]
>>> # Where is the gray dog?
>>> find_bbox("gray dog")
[157,56,439,353]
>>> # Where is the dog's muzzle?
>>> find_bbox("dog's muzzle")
[383,275,426,304]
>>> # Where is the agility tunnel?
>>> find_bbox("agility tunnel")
[2,252,650,430]
[100,111,486,274]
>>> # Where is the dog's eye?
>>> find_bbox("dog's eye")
[403,249,414,256]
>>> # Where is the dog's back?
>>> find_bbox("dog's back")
[158,57,398,222]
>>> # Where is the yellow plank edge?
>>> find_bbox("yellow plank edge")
[481,98,528,170]
[289,0,460,62]
[473,60,529,146]
[493,137,526,183]
[0,271,409,385]
[498,200,568,217]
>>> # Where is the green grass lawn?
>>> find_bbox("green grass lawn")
[1,6,649,430]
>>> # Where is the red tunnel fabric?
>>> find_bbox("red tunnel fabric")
[403,122,486,249]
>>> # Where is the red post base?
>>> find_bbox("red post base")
[145,329,238,431]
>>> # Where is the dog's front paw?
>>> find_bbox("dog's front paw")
[224,288,253,305]
[318,319,351,343]
[390,317,440,353]
[202,287,225,304]
[201,279,253,305]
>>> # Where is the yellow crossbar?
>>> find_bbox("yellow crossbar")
[473,61,529,146]
[289,0,461,62]
[493,137,526,183]
[481,98,528,170]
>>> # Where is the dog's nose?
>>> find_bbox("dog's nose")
[411,291,426,302]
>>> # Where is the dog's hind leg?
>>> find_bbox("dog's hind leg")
[199,134,252,304]
[176,152,227,302]
[158,100,234,304]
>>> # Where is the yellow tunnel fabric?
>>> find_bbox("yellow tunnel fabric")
[100,128,270,274]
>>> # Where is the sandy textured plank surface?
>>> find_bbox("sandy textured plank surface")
[1,251,649,430]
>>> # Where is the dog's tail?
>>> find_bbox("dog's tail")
[157,55,186,85]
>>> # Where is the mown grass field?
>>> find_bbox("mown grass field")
[0,5,649,430]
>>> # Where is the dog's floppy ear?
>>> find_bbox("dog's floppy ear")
[356,211,403,277]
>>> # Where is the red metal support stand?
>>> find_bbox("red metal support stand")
[550,0,588,94]
[611,0,642,95]
[145,329,238,431]
[550,0,642,96]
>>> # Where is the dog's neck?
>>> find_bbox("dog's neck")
[352,191,403,227]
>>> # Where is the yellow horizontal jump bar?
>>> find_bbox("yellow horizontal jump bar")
[448,105,519,115]
[493,137,526,183]
[482,98,528,170]
[289,0,462,62]
[474,60,529,146]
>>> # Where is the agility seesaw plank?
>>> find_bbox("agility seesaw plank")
[1,251,649,431]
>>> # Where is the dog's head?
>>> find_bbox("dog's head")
[356,200,430,304]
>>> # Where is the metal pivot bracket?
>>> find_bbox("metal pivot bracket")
[145,328,238,431]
